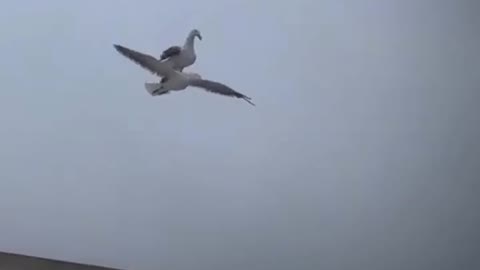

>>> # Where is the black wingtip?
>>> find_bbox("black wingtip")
[113,44,122,54]
[113,44,130,55]
[243,97,255,106]
[113,44,135,61]
[113,44,124,51]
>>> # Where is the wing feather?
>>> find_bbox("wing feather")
[189,79,255,106]
[160,46,182,60]
[113,44,174,77]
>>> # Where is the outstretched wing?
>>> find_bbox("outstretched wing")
[160,46,182,60]
[113,44,175,78]
[189,79,255,106]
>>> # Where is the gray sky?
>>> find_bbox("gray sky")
[0,0,479,269]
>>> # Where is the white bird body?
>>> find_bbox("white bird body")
[163,44,196,70]
[113,44,255,106]
[144,72,198,95]
[148,72,200,92]
[159,29,201,71]
[162,72,191,90]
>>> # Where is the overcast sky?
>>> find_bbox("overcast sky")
[0,0,479,269]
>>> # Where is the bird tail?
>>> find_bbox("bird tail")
[144,82,161,96]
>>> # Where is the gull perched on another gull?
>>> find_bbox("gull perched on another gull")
[113,44,255,106]
[159,29,202,72]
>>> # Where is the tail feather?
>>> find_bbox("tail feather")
[144,82,162,96]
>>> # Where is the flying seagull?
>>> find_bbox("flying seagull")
[113,44,255,106]
[159,29,202,72]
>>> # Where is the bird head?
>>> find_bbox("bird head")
[191,29,202,40]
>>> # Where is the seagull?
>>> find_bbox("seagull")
[113,44,255,106]
[159,29,202,72]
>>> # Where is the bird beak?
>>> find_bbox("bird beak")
[198,34,202,40]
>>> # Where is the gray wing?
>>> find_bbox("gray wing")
[113,44,174,78]
[189,79,255,106]
[160,46,182,60]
